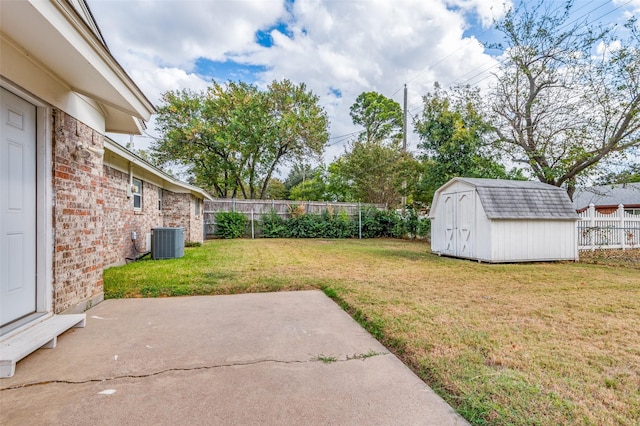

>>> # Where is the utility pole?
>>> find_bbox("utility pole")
[401,84,407,207]
[403,84,407,152]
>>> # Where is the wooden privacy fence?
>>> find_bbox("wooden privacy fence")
[203,198,386,238]
[578,204,640,250]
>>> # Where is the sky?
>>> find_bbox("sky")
[86,0,640,177]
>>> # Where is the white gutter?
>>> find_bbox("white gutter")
[104,138,213,201]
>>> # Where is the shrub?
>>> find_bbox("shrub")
[261,209,287,238]
[323,209,356,238]
[417,217,431,239]
[288,203,306,218]
[215,211,246,239]
[361,207,402,238]
[287,213,324,238]
[397,207,420,239]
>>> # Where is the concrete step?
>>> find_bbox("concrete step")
[0,314,86,378]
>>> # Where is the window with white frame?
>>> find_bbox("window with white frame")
[195,197,201,217]
[132,178,142,210]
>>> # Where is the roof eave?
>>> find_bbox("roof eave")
[1,0,155,132]
[104,138,213,201]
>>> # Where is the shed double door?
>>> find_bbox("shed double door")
[443,191,473,258]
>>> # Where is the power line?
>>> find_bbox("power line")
[383,0,604,103]
[332,1,635,149]
[328,130,361,140]
[407,0,635,118]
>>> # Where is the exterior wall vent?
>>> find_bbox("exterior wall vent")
[151,227,184,259]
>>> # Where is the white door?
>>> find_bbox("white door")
[443,193,456,255]
[456,191,473,257]
[0,88,37,326]
[442,190,474,258]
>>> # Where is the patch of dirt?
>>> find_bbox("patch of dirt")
[579,249,640,269]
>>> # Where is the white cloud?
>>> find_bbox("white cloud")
[90,0,286,68]
[595,39,623,58]
[88,0,504,163]
[614,0,640,17]
[445,0,510,28]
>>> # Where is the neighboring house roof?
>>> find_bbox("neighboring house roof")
[572,183,640,211]
[1,0,155,133]
[104,138,213,201]
[431,178,578,220]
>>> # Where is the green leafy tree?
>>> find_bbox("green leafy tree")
[154,80,329,199]
[350,92,403,144]
[325,160,356,202]
[331,140,420,206]
[414,83,519,203]
[596,163,640,185]
[490,1,640,198]
[289,167,330,201]
[264,178,287,200]
[326,92,418,207]
[284,163,315,195]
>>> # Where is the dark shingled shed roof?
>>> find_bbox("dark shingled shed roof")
[446,178,579,220]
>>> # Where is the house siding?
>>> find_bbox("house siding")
[52,109,104,313]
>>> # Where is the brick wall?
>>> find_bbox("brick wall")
[52,109,104,313]
[102,171,204,267]
[51,109,205,312]
[188,197,204,242]
[102,166,164,267]
[162,191,200,242]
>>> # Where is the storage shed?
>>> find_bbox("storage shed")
[429,178,579,263]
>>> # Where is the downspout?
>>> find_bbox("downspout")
[127,161,133,198]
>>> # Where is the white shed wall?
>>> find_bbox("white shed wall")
[473,192,493,261]
[489,220,578,262]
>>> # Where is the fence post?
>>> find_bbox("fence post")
[358,202,362,240]
[619,204,626,250]
[588,203,596,251]
[251,209,255,240]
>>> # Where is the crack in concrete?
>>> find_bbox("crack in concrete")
[0,351,389,391]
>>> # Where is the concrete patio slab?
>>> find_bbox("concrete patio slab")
[0,291,468,425]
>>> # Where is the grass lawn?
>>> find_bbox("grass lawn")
[104,239,640,425]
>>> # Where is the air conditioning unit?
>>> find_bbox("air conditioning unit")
[151,227,184,260]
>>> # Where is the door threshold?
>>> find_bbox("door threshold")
[0,312,50,340]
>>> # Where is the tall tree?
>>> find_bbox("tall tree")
[330,92,418,206]
[350,92,403,144]
[330,141,419,206]
[289,167,330,201]
[264,178,288,200]
[284,163,315,194]
[154,80,329,199]
[490,1,640,198]
[415,83,519,203]
[261,80,329,197]
[596,163,640,185]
